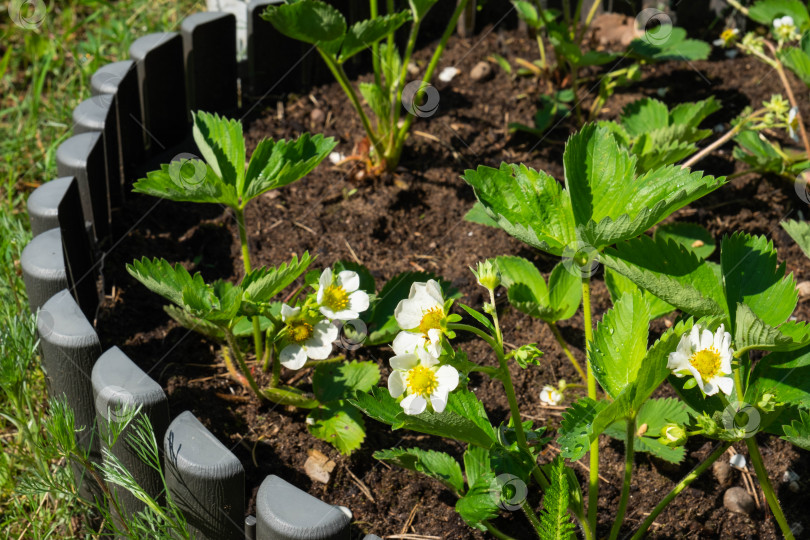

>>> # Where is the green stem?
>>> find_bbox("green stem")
[483,520,518,540]
[370,0,381,89]
[262,328,273,372]
[536,35,547,70]
[569,61,583,125]
[235,207,263,362]
[746,437,795,539]
[631,442,731,540]
[548,321,587,382]
[450,322,529,450]
[522,499,544,537]
[562,0,572,32]
[608,415,635,540]
[391,0,469,164]
[724,0,749,15]
[582,275,598,534]
[448,323,498,351]
[488,288,504,346]
[576,0,603,44]
[272,343,281,388]
[390,19,421,144]
[224,329,264,400]
[319,50,384,158]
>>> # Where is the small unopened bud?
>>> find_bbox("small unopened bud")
[471,260,500,291]
[696,413,720,437]
[659,423,688,447]
[757,392,779,413]
[513,344,542,368]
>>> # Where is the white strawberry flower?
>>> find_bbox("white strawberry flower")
[774,15,799,41]
[387,336,459,415]
[394,279,446,357]
[788,107,800,141]
[540,385,563,406]
[279,304,338,370]
[667,324,734,396]
[317,268,370,321]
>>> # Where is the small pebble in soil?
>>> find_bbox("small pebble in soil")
[723,486,756,515]
[783,469,800,483]
[309,108,324,125]
[438,66,460,83]
[407,62,419,76]
[470,61,493,82]
[729,453,747,470]
[797,280,810,298]
[713,460,734,487]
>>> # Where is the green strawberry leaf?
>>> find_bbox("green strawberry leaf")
[307,400,366,455]
[720,232,797,329]
[261,0,347,45]
[313,360,380,403]
[374,447,464,494]
[589,290,651,399]
[654,222,716,259]
[782,219,810,259]
[600,235,727,320]
[339,11,411,63]
[191,111,245,194]
[243,133,336,204]
[241,253,312,304]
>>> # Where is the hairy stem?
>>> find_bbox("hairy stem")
[320,50,383,159]
[272,343,281,388]
[631,442,731,540]
[392,0,469,165]
[235,207,263,362]
[370,0,381,88]
[724,0,749,16]
[224,329,263,400]
[390,19,421,149]
[608,416,635,540]
[569,61,583,125]
[768,42,810,160]
[522,498,543,537]
[483,520,518,540]
[579,0,603,40]
[746,437,795,539]
[548,321,587,382]
[582,275,598,534]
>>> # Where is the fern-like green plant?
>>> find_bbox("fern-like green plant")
[538,458,576,540]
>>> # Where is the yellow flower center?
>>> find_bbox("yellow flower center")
[406,365,438,397]
[721,28,737,42]
[322,284,349,312]
[690,347,721,380]
[418,306,444,337]
[288,321,314,343]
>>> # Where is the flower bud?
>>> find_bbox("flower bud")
[757,392,779,413]
[659,423,688,447]
[471,260,500,291]
[513,344,542,368]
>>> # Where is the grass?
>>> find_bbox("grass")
[0,0,202,536]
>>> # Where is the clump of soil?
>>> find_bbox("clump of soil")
[98,22,810,539]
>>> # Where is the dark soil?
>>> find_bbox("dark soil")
[98,21,810,539]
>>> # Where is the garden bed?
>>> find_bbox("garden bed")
[96,22,810,539]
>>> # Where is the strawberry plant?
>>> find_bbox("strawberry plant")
[262,0,470,173]
[127,111,437,454]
